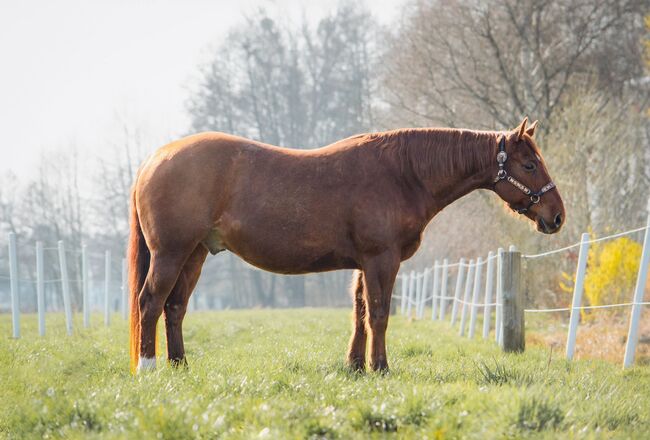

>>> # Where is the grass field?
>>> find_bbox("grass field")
[1,309,649,439]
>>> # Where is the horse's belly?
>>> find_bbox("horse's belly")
[216,216,357,274]
[230,237,358,274]
[236,248,358,274]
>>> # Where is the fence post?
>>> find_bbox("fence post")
[121,258,128,320]
[8,232,20,338]
[624,211,650,368]
[482,251,495,339]
[469,257,483,339]
[566,233,590,360]
[406,271,415,318]
[439,258,449,320]
[400,275,407,315]
[36,241,45,337]
[459,260,475,336]
[58,240,73,335]
[414,271,423,319]
[431,261,440,320]
[501,249,524,352]
[104,250,111,326]
[418,268,429,319]
[450,258,466,325]
[495,247,504,346]
[82,244,90,328]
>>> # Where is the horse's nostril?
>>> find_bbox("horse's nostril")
[554,213,562,227]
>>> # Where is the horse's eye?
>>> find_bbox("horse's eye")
[523,162,536,171]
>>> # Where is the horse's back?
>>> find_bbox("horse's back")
[135,131,413,273]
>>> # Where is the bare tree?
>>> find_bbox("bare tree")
[382,0,645,129]
[188,4,376,308]
[0,148,87,310]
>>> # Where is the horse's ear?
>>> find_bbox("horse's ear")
[516,117,528,140]
[526,120,538,138]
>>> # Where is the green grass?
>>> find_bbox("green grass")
[1,309,649,439]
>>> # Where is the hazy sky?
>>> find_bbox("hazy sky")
[0,0,402,177]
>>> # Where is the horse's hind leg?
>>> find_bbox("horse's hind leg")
[138,253,186,372]
[347,270,367,371]
[164,245,208,366]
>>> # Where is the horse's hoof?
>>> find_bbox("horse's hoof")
[136,356,156,374]
[169,357,188,368]
[347,357,366,372]
[370,360,389,373]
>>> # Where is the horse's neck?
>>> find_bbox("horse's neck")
[389,128,497,219]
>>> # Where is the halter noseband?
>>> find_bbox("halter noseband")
[493,135,556,214]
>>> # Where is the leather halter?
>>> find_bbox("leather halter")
[493,135,556,214]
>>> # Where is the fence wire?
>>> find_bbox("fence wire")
[400,223,649,312]
[522,225,649,259]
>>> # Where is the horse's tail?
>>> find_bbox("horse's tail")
[128,182,150,374]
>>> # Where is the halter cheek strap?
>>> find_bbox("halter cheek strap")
[493,135,556,214]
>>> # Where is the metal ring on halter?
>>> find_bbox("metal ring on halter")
[531,195,540,204]
[497,169,507,179]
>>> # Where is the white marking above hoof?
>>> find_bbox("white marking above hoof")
[137,356,156,373]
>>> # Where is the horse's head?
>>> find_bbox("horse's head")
[492,117,565,234]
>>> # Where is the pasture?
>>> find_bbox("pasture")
[2,309,649,439]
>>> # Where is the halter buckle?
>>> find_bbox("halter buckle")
[496,151,507,164]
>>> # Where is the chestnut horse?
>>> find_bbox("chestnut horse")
[128,117,564,373]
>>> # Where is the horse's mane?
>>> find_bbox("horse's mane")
[362,128,500,180]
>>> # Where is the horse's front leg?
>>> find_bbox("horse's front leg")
[361,250,400,371]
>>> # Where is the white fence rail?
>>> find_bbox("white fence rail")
[394,215,650,368]
[1,236,127,337]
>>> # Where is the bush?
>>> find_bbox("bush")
[583,237,641,316]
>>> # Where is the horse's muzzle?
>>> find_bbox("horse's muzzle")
[537,214,562,234]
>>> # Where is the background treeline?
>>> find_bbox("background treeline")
[0,0,648,312]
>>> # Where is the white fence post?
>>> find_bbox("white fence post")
[469,257,483,339]
[58,240,73,335]
[418,269,429,319]
[414,271,423,319]
[482,251,495,339]
[624,211,650,368]
[36,241,45,337]
[423,268,432,319]
[566,233,590,360]
[406,271,415,318]
[104,250,111,326]
[495,247,504,346]
[439,258,449,320]
[459,260,475,336]
[121,258,128,320]
[82,244,90,328]
[9,232,20,338]
[450,258,466,325]
[431,261,440,320]
[400,275,407,315]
